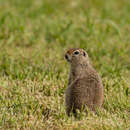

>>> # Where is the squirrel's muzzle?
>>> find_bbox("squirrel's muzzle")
[65,54,71,62]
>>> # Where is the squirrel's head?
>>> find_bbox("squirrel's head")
[65,48,89,66]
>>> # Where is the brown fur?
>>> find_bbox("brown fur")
[65,48,104,116]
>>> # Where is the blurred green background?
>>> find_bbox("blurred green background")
[0,0,129,129]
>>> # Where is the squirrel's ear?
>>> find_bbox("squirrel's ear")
[83,51,86,57]
[83,51,88,58]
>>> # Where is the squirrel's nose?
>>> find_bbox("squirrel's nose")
[65,54,68,60]
[65,54,70,62]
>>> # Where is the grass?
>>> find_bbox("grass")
[0,0,129,129]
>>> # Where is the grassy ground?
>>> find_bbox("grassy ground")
[0,0,130,129]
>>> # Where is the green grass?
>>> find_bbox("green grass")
[0,0,130,129]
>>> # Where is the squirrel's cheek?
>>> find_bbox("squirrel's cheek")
[68,56,72,62]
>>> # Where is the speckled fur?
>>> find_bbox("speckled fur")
[65,48,104,116]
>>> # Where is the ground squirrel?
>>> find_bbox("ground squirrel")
[65,48,104,116]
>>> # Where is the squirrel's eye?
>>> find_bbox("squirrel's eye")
[73,51,80,55]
